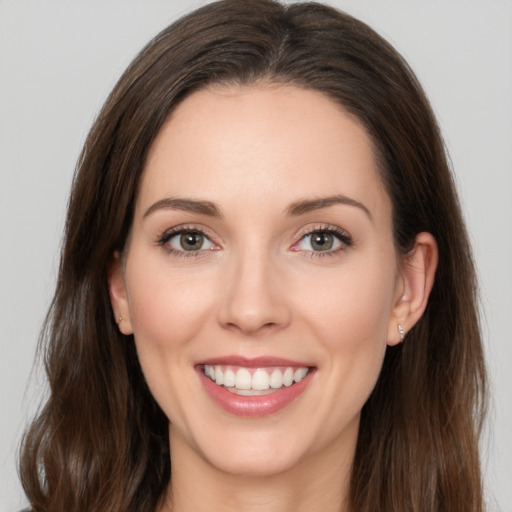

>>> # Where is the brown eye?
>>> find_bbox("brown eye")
[310,232,334,251]
[293,227,352,255]
[180,231,204,251]
[166,230,215,252]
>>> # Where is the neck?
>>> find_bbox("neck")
[159,427,355,512]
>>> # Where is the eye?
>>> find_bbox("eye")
[164,229,216,252]
[292,227,352,254]
[302,231,339,251]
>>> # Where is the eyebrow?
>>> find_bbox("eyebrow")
[143,194,372,221]
[143,198,222,218]
[286,195,372,220]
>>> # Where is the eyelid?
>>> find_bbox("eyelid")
[157,224,221,256]
[290,224,353,254]
[158,224,217,241]
[156,222,352,258]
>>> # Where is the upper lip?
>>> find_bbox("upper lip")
[195,355,314,368]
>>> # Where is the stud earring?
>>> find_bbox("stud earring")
[398,323,405,342]
[118,316,122,324]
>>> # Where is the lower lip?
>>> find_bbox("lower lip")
[198,368,314,417]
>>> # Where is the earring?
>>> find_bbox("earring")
[118,316,122,324]
[398,324,405,342]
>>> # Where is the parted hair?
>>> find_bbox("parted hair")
[19,1,487,511]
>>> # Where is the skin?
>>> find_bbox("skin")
[109,84,437,512]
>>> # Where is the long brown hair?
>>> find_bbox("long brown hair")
[19,1,487,510]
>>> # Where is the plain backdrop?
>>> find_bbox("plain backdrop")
[1,0,511,510]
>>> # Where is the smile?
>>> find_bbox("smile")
[197,358,315,417]
[203,365,310,395]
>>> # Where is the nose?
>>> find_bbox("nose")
[217,249,291,336]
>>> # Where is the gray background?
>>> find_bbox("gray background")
[1,0,511,510]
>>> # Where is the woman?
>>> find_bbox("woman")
[18,0,487,510]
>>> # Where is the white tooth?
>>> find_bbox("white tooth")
[230,388,274,396]
[293,368,308,382]
[235,368,252,390]
[214,366,224,385]
[270,369,283,389]
[205,365,214,379]
[252,369,270,390]
[283,367,294,386]
[223,369,235,387]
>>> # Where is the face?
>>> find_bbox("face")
[110,85,407,477]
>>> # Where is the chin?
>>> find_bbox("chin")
[180,423,309,477]
[205,447,302,478]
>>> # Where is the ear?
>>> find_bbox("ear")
[387,232,438,346]
[108,251,134,335]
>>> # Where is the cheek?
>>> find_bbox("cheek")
[124,254,215,364]
[123,256,217,423]
[294,254,397,392]
[298,258,396,342]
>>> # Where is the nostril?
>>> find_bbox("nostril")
[223,319,279,336]
[216,262,292,333]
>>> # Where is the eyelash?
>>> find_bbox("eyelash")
[156,224,353,259]
[157,225,217,259]
[292,225,353,258]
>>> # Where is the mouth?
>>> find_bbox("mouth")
[202,364,310,396]
[196,357,316,417]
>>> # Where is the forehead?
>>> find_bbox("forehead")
[138,84,390,222]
